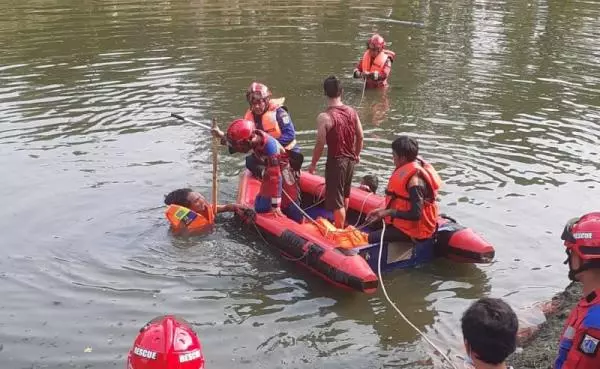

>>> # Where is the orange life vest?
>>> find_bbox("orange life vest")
[384,159,442,239]
[165,204,214,235]
[308,217,370,249]
[244,102,281,139]
[361,49,396,74]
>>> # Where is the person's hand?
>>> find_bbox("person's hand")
[235,205,256,219]
[211,127,224,139]
[353,70,362,79]
[371,71,379,80]
[232,204,248,212]
[366,208,389,223]
[307,163,317,174]
[271,207,285,217]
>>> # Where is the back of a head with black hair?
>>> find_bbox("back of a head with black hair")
[164,188,192,208]
[391,136,419,162]
[323,75,343,98]
[361,175,379,193]
[461,297,518,365]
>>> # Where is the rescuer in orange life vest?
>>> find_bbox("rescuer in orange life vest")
[366,136,442,244]
[554,212,600,369]
[353,33,396,89]
[212,82,299,178]
[163,188,250,236]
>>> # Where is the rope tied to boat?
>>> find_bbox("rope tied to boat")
[282,189,374,234]
[250,189,459,368]
[377,221,459,369]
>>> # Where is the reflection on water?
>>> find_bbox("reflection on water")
[0,0,599,368]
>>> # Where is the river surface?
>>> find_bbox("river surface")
[1,0,599,368]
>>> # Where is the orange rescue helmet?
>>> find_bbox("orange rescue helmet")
[127,315,205,369]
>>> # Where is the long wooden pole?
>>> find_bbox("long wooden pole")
[211,117,218,215]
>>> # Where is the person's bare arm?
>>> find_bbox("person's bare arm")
[308,112,330,173]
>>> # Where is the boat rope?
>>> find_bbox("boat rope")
[301,183,326,211]
[376,221,459,369]
[358,77,367,107]
[283,188,373,230]
[353,191,374,227]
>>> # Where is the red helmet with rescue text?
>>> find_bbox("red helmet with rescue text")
[226,118,255,144]
[246,82,271,104]
[127,315,205,369]
[367,33,385,50]
[562,212,600,262]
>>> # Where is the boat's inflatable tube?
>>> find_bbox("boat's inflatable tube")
[237,170,379,294]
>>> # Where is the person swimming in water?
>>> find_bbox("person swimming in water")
[359,174,379,193]
[163,188,251,235]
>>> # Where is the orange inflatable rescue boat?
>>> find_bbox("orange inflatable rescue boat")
[236,171,495,294]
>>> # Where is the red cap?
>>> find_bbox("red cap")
[127,315,205,369]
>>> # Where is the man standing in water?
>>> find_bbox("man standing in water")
[554,212,600,369]
[308,76,364,229]
[352,33,396,89]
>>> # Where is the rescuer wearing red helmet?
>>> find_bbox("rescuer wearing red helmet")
[222,118,302,222]
[353,33,396,88]
[213,82,299,177]
[127,315,205,369]
[554,212,600,369]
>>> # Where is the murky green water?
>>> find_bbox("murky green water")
[1,0,598,368]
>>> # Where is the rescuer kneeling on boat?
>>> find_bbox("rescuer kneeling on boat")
[353,33,396,89]
[163,188,251,236]
[366,136,442,244]
[213,82,299,178]
[554,212,600,369]
[224,118,302,221]
[127,315,205,369]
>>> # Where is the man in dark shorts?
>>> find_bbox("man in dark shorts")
[308,76,364,228]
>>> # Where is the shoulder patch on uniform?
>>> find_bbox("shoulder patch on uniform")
[579,333,600,356]
[279,110,291,125]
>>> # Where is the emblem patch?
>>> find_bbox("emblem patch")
[281,112,291,125]
[579,334,599,356]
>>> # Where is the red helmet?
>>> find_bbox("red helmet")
[367,33,385,50]
[246,82,271,104]
[562,212,600,261]
[226,118,255,145]
[127,315,205,369]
